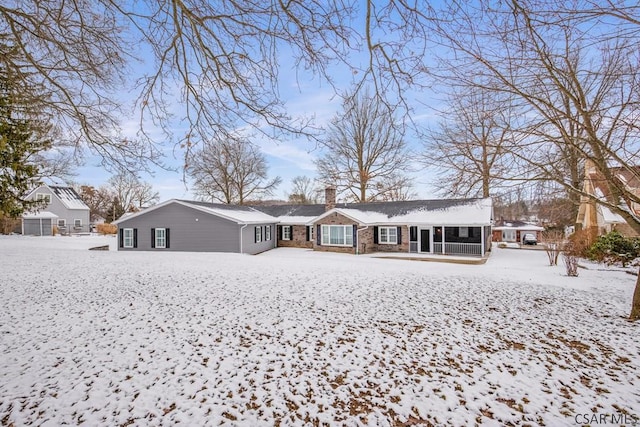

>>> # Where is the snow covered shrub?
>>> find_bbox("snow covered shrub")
[588,231,640,268]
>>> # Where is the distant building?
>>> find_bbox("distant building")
[22,184,91,235]
[576,160,639,237]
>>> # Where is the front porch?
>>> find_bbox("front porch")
[408,225,492,257]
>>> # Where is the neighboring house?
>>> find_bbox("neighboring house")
[22,184,91,235]
[576,160,640,237]
[111,199,277,254]
[492,219,544,244]
[112,190,493,257]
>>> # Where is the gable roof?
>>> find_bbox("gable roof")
[113,197,493,227]
[112,199,277,225]
[252,204,326,225]
[315,198,493,225]
[48,186,90,210]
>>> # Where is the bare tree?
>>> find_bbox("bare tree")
[287,176,321,204]
[108,173,159,212]
[188,137,281,205]
[0,1,434,172]
[316,89,411,202]
[77,185,115,222]
[425,0,640,318]
[423,85,517,198]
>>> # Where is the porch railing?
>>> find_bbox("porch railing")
[433,242,482,256]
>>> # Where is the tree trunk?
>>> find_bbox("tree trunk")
[630,268,640,321]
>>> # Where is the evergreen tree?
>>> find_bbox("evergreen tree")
[0,75,50,218]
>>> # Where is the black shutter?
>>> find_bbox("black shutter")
[151,228,155,248]
[133,228,138,248]
[278,225,282,240]
[316,224,321,245]
[119,228,123,248]
[410,226,417,242]
[352,225,357,247]
[254,226,258,243]
[306,226,310,241]
[397,227,402,244]
[373,226,379,244]
[166,228,170,248]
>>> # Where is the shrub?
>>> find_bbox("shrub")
[562,242,579,277]
[568,227,599,259]
[96,223,117,235]
[588,231,640,267]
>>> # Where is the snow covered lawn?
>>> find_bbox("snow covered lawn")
[0,236,638,426]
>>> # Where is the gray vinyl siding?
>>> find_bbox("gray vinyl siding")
[242,224,278,255]
[23,218,53,236]
[26,186,90,233]
[116,203,277,254]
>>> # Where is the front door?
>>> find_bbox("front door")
[420,229,430,252]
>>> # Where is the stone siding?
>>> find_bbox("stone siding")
[278,225,313,248]
[313,214,410,254]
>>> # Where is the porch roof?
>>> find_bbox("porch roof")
[315,197,493,226]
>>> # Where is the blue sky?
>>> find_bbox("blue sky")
[70,6,443,203]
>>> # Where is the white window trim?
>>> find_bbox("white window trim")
[36,193,51,203]
[321,225,353,247]
[57,219,66,227]
[308,226,314,241]
[282,225,291,241]
[265,225,271,241]
[255,226,262,243]
[379,226,398,244]
[155,228,166,248]
[123,228,134,248]
[74,219,82,227]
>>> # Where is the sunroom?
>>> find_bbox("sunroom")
[408,225,492,257]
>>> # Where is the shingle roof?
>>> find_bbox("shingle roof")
[48,186,90,210]
[251,204,326,217]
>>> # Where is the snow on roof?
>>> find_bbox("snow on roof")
[49,186,90,210]
[599,205,626,224]
[22,211,58,219]
[113,199,278,225]
[323,198,493,225]
[493,224,545,231]
[191,204,277,224]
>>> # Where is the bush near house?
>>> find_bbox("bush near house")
[568,228,599,259]
[588,231,640,268]
[96,223,117,235]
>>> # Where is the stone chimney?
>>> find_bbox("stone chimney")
[325,187,336,211]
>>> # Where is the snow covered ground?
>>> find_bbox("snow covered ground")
[0,235,638,426]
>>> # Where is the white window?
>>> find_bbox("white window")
[36,193,51,203]
[321,225,353,246]
[502,230,516,242]
[379,227,398,244]
[255,226,262,243]
[459,227,469,238]
[74,219,82,227]
[57,219,66,227]
[265,225,271,241]
[283,225,291,240]
[308,226,314,241]
[123,228,134,248]
[155,228,166,248]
